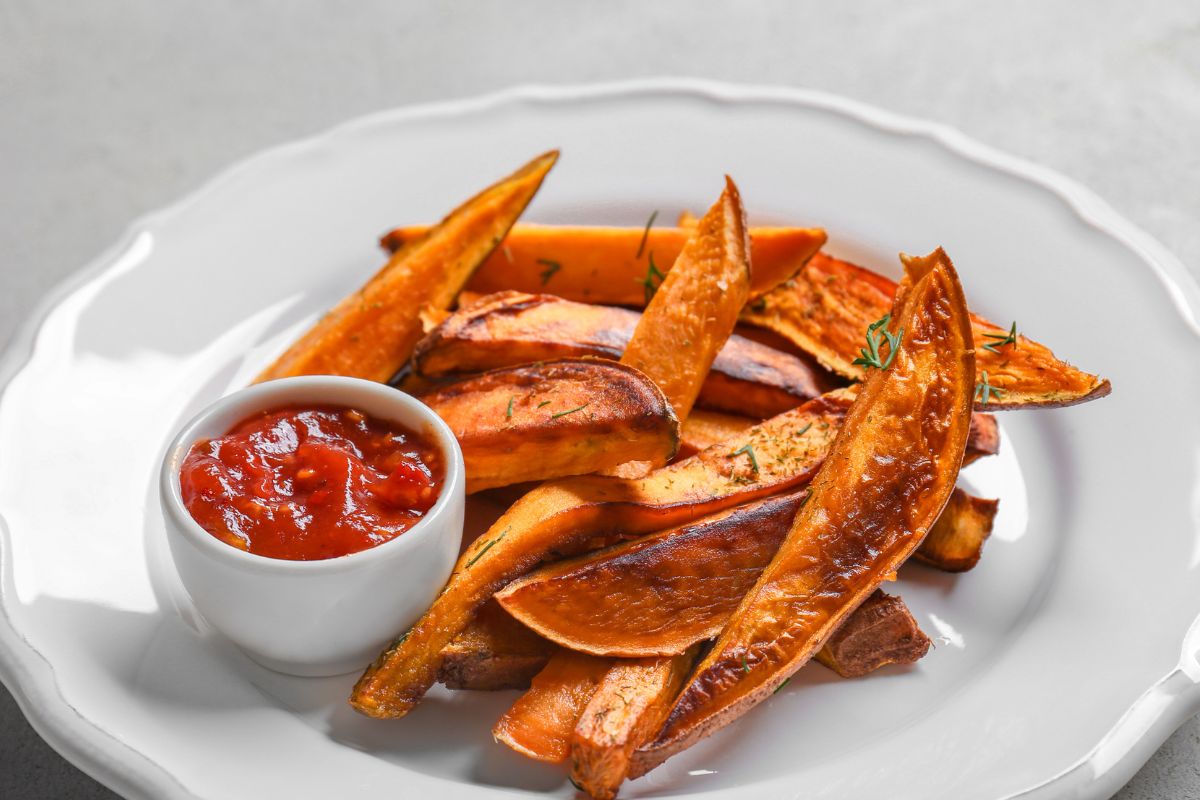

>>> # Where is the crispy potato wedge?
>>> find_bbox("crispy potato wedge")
[349,389,852,718]
[966,413,1000,465]
[640,248,975,772]
[414,291,833,417]
[812,590,931,678]
[256,151,557,383]
[620,177,751,422]
[913,487,999,572]
[381,223,825,305]
[498,490,950,658]
[740,251,1110,410]
[572,650,699,800]
[492,650,611,763]
[437,599,557,691]
[420,359,679,493]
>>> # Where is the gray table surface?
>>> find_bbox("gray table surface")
[3,1,1199,798]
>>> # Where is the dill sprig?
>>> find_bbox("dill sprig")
[982,321,1018,354]
[551,403,589,420]
[635,251,666,304]
[635,210,659,258]
[773,677,791,694]
[975,370,1006,405]
[536,258,561,286]
[505,395,515,420]
[465,529,508,568]
[731,443,759,473]
[852,314,904,371]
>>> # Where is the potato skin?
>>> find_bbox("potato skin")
[741,251,1110,410]
[913,487,999,572]
[414,290,834,417]
[639,248,976,773]
[812,590,931,678]
[420,358,680,493]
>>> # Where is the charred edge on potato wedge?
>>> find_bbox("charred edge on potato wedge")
[812,590,931,678]
[912,487,999,573]
[419,358,680,492]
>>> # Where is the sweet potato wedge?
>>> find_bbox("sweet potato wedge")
[812,590,931,678]
[381,223,825,305]
[620,176,751,423]
[413,291,833,417]
[419,359,679,493]
[639,248,975,773]
[498,490,950,658]
[913,487,999,572]
[256,150,557,383]
[349,389,852,718]
[492,650,611,763]
[740,251,1110,410]
[437,599,557,691]
[571,650,699,800]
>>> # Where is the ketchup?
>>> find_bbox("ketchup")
[179,405,443,560]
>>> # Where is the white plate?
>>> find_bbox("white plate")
[2,79,1199,800]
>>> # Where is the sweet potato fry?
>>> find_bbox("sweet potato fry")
[256,151,557,383]
[571,650,699,800]
[437,599,557,691]
[740,251,1110,410]
[349,389,852,718]
[639,248,975,774]
[498,490,950,658]
[419,359,679,492]
[913,487,999,572]
[492,650,611,763]
[381,223,825,305]
[812,590,931,678]
[414,291,833,417]
[620,177,751,423]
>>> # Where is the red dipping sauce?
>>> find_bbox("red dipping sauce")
[179,405,444,561]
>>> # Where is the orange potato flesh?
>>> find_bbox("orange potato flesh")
[913,487,999,573]
[740,251,1110,410]
[380,223,826,305]
[348,389,852,718]
[419,359,679,492]
[571,650,699,800]
[413,291,834,417]
[639,248,975,773]
[256,150,557,383]
[492,649,611,764]
[619,176,751,423]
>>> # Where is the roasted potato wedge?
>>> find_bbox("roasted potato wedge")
[812,590,931,678]
[571,650,698,800]
[913,487,999,572]
[381,223,826,305]
[492,650,611,763]
[740,251,1110,410]
[414,291,833,417]
[437,599,557,691]
[640,248,975,773]
[256,150,557,383]
[420,359,679,493]
[349,389,852,718]
[620,176,751,422]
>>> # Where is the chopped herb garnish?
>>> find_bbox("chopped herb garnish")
[731,443,759,473]
[795,423,812,437]
[742,655,751,674]
[635,251,666,304]
[852,313,904,371]
[505,395,515,420]
[749,297,767,313]
[975,370,1006,405]
[537,400,551,408]
[982,321,1018,354]
[465,529,508,568]
[635,210,659,258]
[551,403,589,419]
[773,677,791,694]
[536,258,562,285]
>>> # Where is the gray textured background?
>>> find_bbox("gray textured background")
[2,1,1199,797]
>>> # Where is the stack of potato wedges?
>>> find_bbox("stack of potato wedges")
[256,151,1110,799]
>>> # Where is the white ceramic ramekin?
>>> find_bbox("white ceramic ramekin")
[160,376,465,677]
